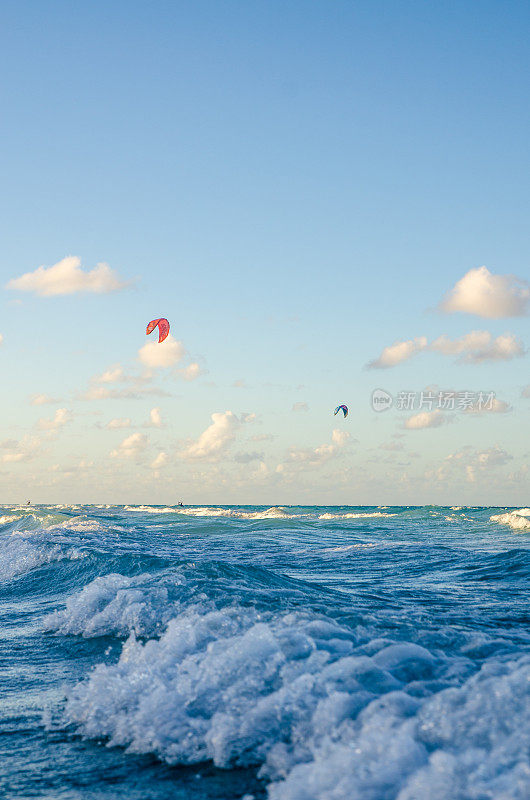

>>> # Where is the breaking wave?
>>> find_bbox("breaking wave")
[3,503,529,800]
[0,533,86,581]
[490,508,530,531]
[63,598,530,800]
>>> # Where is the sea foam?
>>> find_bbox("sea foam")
[490,508,530,531]
[0,534,85,581]
[43,572,184,638]
[62,599,530,799]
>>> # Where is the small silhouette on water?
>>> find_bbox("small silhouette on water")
[26,500,31,506]
[177,501,184,507]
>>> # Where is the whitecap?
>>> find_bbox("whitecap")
[62,602,530,800]
[0,535,86,581]
[490,510,530,531]
[43,572,184,638]
[318,512,397,520]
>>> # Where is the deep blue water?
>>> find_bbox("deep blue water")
[0,504,529,799]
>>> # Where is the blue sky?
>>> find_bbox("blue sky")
[0,0,529,504]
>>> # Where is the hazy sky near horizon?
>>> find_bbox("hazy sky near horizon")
[1,0,529,505]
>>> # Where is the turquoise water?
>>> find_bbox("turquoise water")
[1,504,529,799]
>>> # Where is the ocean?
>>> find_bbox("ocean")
[1,504,529,800]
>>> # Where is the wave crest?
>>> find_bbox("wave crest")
[62,599,530,799]
[490,509,530,531]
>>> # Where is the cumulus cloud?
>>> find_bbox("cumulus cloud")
[92,364,154,387]
[379,441,404,451]
[440,266,530,318]
[278,428,350,471]
[146,408,163,428]
[233,451,264,463]
[368,331,524,368]
[110,432,148,460]
[465,397,512,414]
[79,361,170,400]
[404,410,447,430]
[30,393,62,406]
[151,452,169,470]
[368,337,428,368]
[177,363,204,381]
[1,435,42,463]
[445,445,513,483]
[179,411,244,461]
[138,335,185,370]
[0,334,3,346]
[6,256,130,296]
[105,418,132,429]
[430,331,524,363]
[79,385,171,401]
[292,402,309,412]
[96,365,128,384]
[37,408,72,431]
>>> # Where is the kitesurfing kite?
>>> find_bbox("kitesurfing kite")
[334,404,348,418]
[146,318,170,343]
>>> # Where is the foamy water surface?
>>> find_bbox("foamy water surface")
[1,504,529,799]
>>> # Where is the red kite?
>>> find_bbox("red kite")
[146,318,170,343]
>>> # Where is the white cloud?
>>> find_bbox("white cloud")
[279,428,350,470]
[2,452,28,464]
[0,334,3,346]
[146,408,163,428]
[151,451,169,470]
[430,331,524,363]
[106,418,132,429]
[475,447,513,467]
[110,432,148,460]
[233,451,264,463]
[180,411,242,461]
[138,334,185,370]
[379,441,404,451]
[80,362,171,400]
[96,365,128,384]
[37,408,72,431]
[177,363,204,381]
[292,402,309,412]
[93,364,152,386]
[79,385,170,401]
[404,410,447,430]
[6,256,129,296]
[440,266,530,318]
[1,435,42,463]
[30,393,62,406]
[465,398,512,414]
[368,331,524,368]
[368,337,428,368]
[443,445,513,483]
